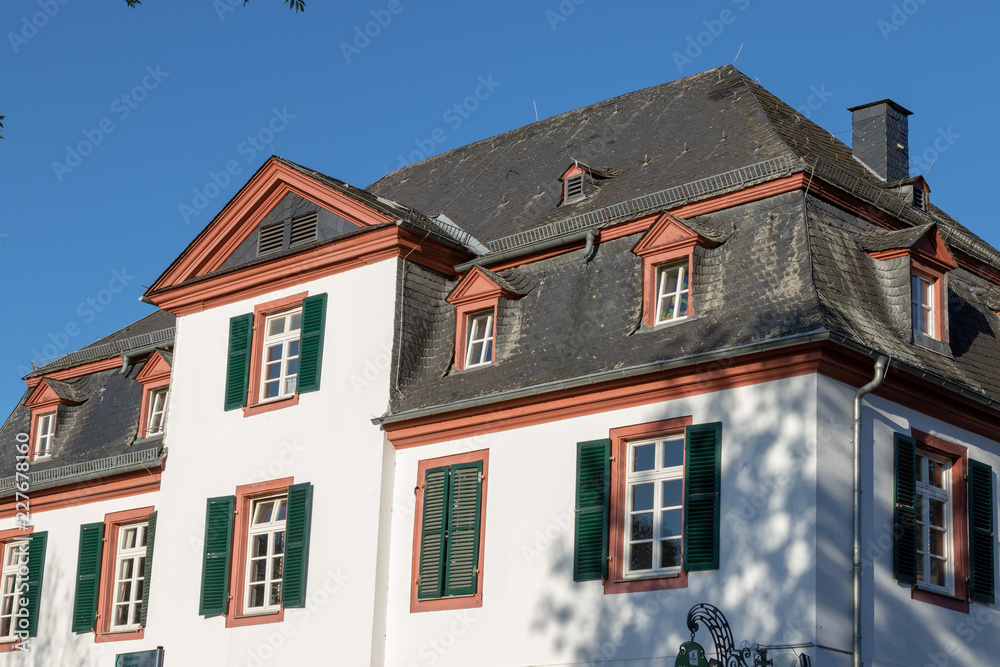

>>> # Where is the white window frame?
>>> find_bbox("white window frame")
[110,522,147,632]
[259,309,302,403]
[146,388,168,436]
[244,494,287,615]
[464,311,495,368]
[914,450,953,595]
[623,434,684,579]
[654,263,690,325]
[34,413,55,458]
[0,541,27,642]
[911,273,935,337]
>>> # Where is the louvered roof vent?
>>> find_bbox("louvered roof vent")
[258,221,285,255]
[289,212,318,247]
[256,211,319,257]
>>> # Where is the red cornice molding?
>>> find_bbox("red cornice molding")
[0,466,162,519]
[148,226,466,316]
[384,341,1000,448]
[150,159,398,293]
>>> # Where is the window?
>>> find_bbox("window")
[34,414,54,459]
[110,523,147,631]
[411,450,488,612]
[623,435,684,578]
[224,292,327,415]
[0,528,46,652]
[244,495,287,614]
[72,508,156,642]
[146,389,167,437]
[655,264,690,325]
[260,309,302,402]
[911,273,935,337]
[575,419,721,594]
[893,431,996,611]
[465,312,494,368]
[0,541,27,642]
[199,479,313,628]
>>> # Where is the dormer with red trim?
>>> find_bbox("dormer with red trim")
[865,224,956,351]
[560,164,587,205]
[633,213,720,328]
[135,350,172,441]
[24,378,86,460]
[447,267,524,371]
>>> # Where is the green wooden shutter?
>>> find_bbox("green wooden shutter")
[23,531,47,637]
[199,496,235,616]
[968,459,995,604]
[71,522,104,633]
[443,462,484,597]
[224,314,254,411]
[893,433,918,584]
[297,293,327,394]
[282,483,313,608]
[417,466,449,599]
[574,439,611,582]
[684,422,722,571]
[139,511,157,627]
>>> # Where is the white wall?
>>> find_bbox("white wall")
[383,376,820,667]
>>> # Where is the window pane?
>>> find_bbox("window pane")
[252,534,268,558]
[630,543,652,571]
[662,440,683,469]
[929,499,946,528]
[267,345,283,362]
[249,584,265,608]
[286,358,299,377]
[662,479,683,508]
[631,513,653,540]
[254,501,274,525]
[632,444,654,472]
[270,582,282,606]
[678,293,688,316]
[930,558,946,587]
[288,340,300,357]
[276,500,287,522]
[263,381,279,399]
[927,460,944,488]
[631,483,654,511]
[252,560,267,583]
[661,538,683,568]
[290,312,302,331]
[660,508,682,537]
[660,296,677,321]
[119,559,133,580]
[115,604,129,627]
[272,556,283,581]
[268,318,285,336]
[915,525,924,553]
[122,528,137,550]
[483,339,494,362]
[665,268,679,293]
[929,528,946,558]
[273,530,285,555]
[916,455,925,483]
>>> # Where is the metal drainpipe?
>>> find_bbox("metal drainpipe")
[853,355,888,667]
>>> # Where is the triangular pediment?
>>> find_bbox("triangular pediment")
[912,226,955,270]
[447,267,519,305]
[149,158,399,294]
[867,224,955,271]
[136,350,172,384]
[25,382,60,409]
[26,378,86,409]
[633,213,700,257]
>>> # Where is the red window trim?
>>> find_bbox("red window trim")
[410,449,489,613]
[94,506,154,643]
[909,429,969,614]
[910,259,947,342]
[0,526,33,653]
[25,410,56,463]
[454,300,497,371]
[605,416,693,594]
[135,351,171,440]
[243,292,308,417]
[226,477,294,628]
[447,267,520,371]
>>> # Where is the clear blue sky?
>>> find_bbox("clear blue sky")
[1,0,997,415]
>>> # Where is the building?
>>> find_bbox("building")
[0,65,997,666]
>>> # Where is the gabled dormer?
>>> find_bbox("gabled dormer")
[633,213,719,328]
[561,164,587,205]
[864,223,955,352]
[447,267,524,370]
[24,378,86,460]
[135,350,172,441]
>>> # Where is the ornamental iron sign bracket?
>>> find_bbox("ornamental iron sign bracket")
[675,603,773,667]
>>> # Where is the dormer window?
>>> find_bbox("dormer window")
[135,350,172,440]
[655,263,690,324]
[146,388,168,436]
[465,311,495,368]
[911,273,935,337]
[34,413,55,458]
[564,173,585,204]
[912,185,925,211]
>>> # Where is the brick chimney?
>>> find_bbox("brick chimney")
[847,99,913,182]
